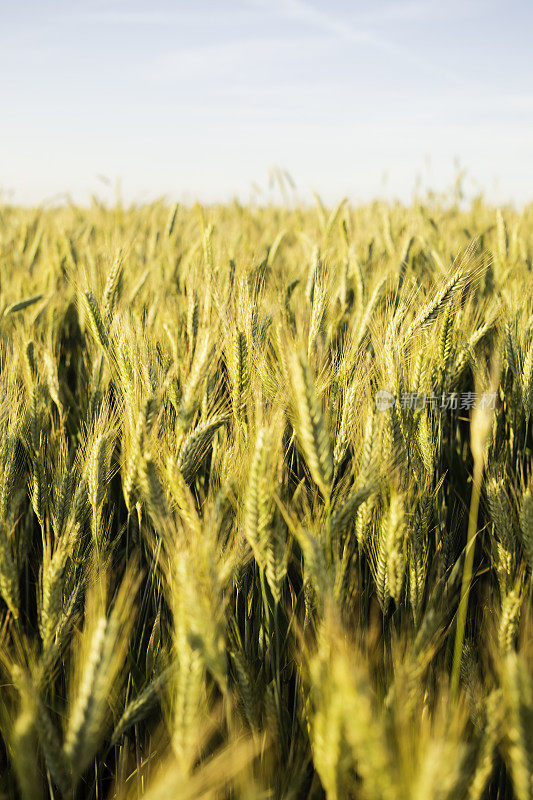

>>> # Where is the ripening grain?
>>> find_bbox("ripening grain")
[0,198,531,800]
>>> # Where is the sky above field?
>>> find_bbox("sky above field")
[1,0,532,206]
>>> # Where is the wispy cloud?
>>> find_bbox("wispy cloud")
[265,0,463,84]
[80,9,202,25]
[357,1,443,24]
[146,35,325,85]
[355,0,487,25]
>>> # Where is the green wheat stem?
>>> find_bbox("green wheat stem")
[451,455,484,699]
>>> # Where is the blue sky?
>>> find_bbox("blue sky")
[1,0,532,205]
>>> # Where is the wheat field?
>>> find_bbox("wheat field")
[0,197,531,799]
